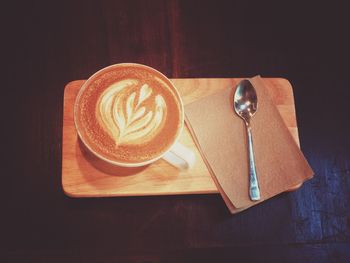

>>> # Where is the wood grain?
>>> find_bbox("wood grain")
[62,78,299,197]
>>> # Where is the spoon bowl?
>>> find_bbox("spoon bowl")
[234,79,258,123]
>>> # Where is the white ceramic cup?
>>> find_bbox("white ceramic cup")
[74,63,195,170]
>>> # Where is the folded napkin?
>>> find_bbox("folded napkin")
[185,76,314,213]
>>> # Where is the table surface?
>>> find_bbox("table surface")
[3,1,350,262]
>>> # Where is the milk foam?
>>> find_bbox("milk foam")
[96,79,167,146]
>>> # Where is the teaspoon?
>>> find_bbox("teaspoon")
[233,79,261,201]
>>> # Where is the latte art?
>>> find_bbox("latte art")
[75,64,182,164]
[97,79,167,146]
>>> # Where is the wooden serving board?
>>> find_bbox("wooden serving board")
[62,78,299,197]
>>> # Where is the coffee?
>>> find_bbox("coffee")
[75,64,183,165]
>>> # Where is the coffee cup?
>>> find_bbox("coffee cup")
[74,63,195,169]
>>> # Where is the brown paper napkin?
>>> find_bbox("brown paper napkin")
[185,76,314,214]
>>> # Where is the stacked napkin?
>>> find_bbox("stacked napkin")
[185,76,313,213]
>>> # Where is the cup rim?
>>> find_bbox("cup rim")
[74,63,185,167]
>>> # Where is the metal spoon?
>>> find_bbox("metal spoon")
[233,79,261,201]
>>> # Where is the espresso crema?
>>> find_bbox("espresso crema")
[75,64,182,164]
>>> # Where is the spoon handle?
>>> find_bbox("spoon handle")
[246,124,261,201]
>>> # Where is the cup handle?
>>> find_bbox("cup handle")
[162,142,196,170]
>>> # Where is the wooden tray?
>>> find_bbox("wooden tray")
[62,78,299,197]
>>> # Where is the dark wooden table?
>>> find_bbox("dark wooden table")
[3,1,350,262]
